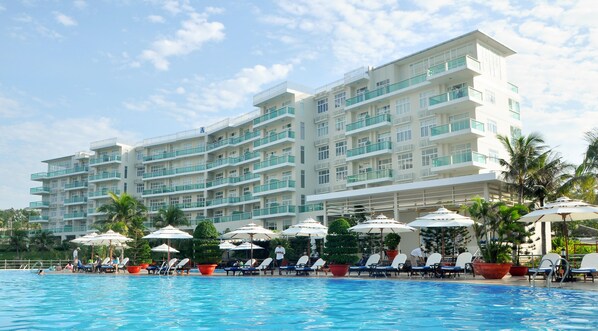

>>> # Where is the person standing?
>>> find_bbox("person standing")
[72,247,80,272]
[274,244,286,275]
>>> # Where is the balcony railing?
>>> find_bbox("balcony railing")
[347,169,393,184]
[88,188,120,198]
[253,180,296,194]
[253,106,295,126]
[64,181,88,190]
[199,211,252,224]
[253,130,295,149]
[31,166,89,180]
[143,183,205,196]
[298,203,324,213]
[90,154,121,165]
[346,114,391,132]
[432,151,487,167]
[427,55,480,77]
[252,205,296,217]
[88,171,121,181]
[30,187,51,194]
[346,74,427,107]
[29,215,49,222]
[429,86,482,107]
[64,211,87,220]
[64,196,88,204]
[431,118,485,136]
[29,201,50,208]
[254,155,295,171]
[346,141,392,158]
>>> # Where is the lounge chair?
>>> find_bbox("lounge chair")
[372,253,408,277]
[279,255,309,275]
[295,258,327,276]
[99,257,115,273]
[224,259,256,275]
[118,257,129,273]
[242,258,273,275]
[146,262,163,274]
[441,252,473,278]
[77,259,93,272]
[527,253,561,282]
[411,253,442,277]
[158,258,179,275]
[174,258,191,275]
[570,253,598,282]
[349,253,381,276]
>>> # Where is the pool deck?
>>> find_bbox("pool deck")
[46,269,598,292]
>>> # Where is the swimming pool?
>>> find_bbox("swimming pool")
[1,271,596,330]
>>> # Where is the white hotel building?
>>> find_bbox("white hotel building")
[30,31,535,249]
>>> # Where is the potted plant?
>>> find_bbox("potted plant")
[384,233,401,260]
[504,206,533,276]
[323,218,359,277]
[125,216,151,274]
[193,220,222,275]
[467,198,525,279]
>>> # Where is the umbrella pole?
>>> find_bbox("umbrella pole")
[307,235,311,265]
[441,228,445,257]
[563,214,570,261]
[167,239,171,262]
[380,229,384,258]
[250,234,254,262]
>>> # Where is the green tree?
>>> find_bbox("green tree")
[30,230,56,251]
[152,205,189,228]
[8,227,29,258]
[323,218,359,265]
[96,192,147,236]
[125,216,151,265]
[193,221,221,264]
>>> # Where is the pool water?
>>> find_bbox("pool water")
[0,271,597,330]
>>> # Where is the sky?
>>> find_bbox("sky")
[1,0,597,209]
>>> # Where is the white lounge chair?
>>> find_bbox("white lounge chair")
[295,258,327,276]
[349,253,381,276]
[225,258,256,275]
[411,253,442,277]
[570,253,598,282]
[242,257,273,275]
[174,258,190,275]
[279,255,309,275]
[158,258,179,275]
[527,253,561,282]
[373,253,408,277]
[441,252,473,277]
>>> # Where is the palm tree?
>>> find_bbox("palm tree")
[31,230,56,251]
[96,192,147,236]
[152,205,189,228]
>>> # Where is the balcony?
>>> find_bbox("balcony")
[31,172,48,181]
[345,114,391,135]
[88,171,121,182]
[175,146,206,158]
[346,141,392,161]
[90,154,122,166]
[253,130,295,150]
[346,74,428,108]
[143,150,177,163]
[432,151,487,174]
[346,169,393,187]
[64,196,88,205]
[31,166,88,180]
[207,197,241,207]
[238,194,260,204]
[30,186,51,195]
[207,177,239,189]
[64,181,88,190]
[298,203,324,213]
[29,215,49,223]
[253,106,295,128]
[430,118,485,143]
[252,205,297,219]
[173,201,206,211]
[253,180,296,196]
[29,201,50,209]
[237,173,260,184]
[64,211,87,220]
[143,164,206,179]
[428,86,483,114]
[253,155,295,173]
[143,183,206,197]
[88,207,105,216]
[231,131,261,145]
[197,211,253,224]
[426,55,481,85]
[206,139,231,152]
[88,188,120,199]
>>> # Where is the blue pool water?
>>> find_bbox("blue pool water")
[0,271,597,330]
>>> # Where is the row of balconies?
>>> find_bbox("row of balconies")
[31,165,89,181]
[142,173,260,197]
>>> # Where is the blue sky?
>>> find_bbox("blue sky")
[1,0,597,209]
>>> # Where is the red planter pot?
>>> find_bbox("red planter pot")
[127,266,142,274]
[473,262,512,279]
[509,265,529,277]
[385,250,399,261]
[329,264,350,277]
[198,264,218,275]
[139,263,149,269]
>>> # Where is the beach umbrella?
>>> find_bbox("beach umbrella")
[282,218,328,258]
[143,225,193,261]
[71,232,99,264]
[349,215,415,257]
[151,243,180,253]
[219,241,237,250]
[230,242,264,251]
[408,207,475,256]
[519,197,598,260]
[221,223,278,261]
[89,230,132,259]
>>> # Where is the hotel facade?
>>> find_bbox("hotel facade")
[30,31,542,251]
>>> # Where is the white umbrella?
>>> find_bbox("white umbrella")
[71,232,98,244]
[89,230,132,259]
[349,214,415,257]
[143,225,193,261]
[219,241,237,250]
[282,218,328,258]
[151,243,180,253]
[221,222,278,260]
[519,197,598,260]
[231,242,264,251]
[409,207,475,256]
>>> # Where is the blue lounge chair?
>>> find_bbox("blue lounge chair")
[527,253,561,282]
[373,253,407,277]
[570,253,598,282]
[349,254,380,276]
[77,259,93,272]
[295,258,326,276]
[441,252,473,277]
[411,253,442,277]
[242,258,273,275]
[225,259,256,275]
[279,255,309,275]
[158,258,179,275]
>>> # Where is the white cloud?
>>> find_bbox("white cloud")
[139,11,225,71]
[73,0,87,10]
[147,15,165,23]
[54,12,78,27]
[0,95,22,118]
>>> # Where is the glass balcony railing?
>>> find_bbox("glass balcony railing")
[253,130,295,148]
[508,82,519,93]
[199,211,252,224]
[253,180,296,194]
[346,74,427,107]
[254,155,295,171]
[29,215,49,222]
[30,186,51,194]
[298,203,324,212]
[427,55,480,77]
[230,131,260,145]
[346,141,392,158]
[64,181,88,190]
[253,106,295,126]
[238,173,260,182]
[64,211,87,219]
[31,166,89,180]
[253,205,296,217]
[88,188,120,198]
[31,172,48,180]
[176,146,206,157]
[429,86,482,107]
[90,154,121,165]
[143,151,177,162]
[207,197,241,206]
[143,183,205,196]
[208,177,240,187]
[347,169,393,184]
[432,151,487,167]
[431,118,485,137]
[346,114,391,132]
[207,139,231,151]
[29,201,50,208]
[89,171,121,181]
[64,196,88,204]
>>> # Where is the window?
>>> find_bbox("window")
[136,184,144,194]
[301,170,305,188]
[136,167,144,176]
[335,141,347,156]
[335,117,345,131]
[318,146,329,160]
[356,86,367,95]
[419,90,434,109]
[317,122,329,137]
[282,194,292,206]
[378,158,392,170]
[376,79,389,88]
[421,147,438,167]
[487,119,497,134]
[377,132,390,142]
[488,149,500,163]
[396,125,412,142]
[124,166,128,178]
[182,195,192,204]
[300,122,305,139]
[420,118,436,137]
[300,146,305,164]
[509,98,520,113]
[376,105,390,115]
[510,126,522,139]
[318,170,330,184]
[170,197,179,206]
[317,99,328,113]
[334,92,346,108]
[396,97,411,115]
[282,171,292,182]
[485,90,496,104]
[358,137,370,147]
[397,153,413,170]
[123,182,127,193]
[336,166,347,180]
